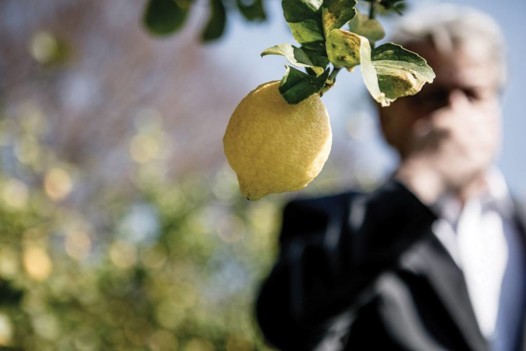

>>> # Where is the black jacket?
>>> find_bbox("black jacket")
[256,180,526,350]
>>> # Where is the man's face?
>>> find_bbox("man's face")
[379,42,502,160]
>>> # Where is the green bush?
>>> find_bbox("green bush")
[0,114,281,351]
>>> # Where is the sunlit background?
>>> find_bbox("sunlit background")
[0,0,524,350]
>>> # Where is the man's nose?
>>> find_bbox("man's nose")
[447,89,470,110]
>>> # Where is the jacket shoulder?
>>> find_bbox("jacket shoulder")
[279,190,360,243]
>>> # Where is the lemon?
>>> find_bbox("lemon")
[223,81,332,200]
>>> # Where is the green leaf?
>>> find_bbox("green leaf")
[143,0,192,37]
[288,20,325,44]
[279,66,330,104]
[282,0,323,22]
[261,44,326,75]
[358,34,388,106]
[282,0,324,45]
[326,29,361,69]
[321,0,357,36]
[201,0,227,42]
[372,43,435,100]
[301,46,330,67]
[236,0,266,21]
[301,41,326,52]
[348,11,385,43]
[360,41,435,106]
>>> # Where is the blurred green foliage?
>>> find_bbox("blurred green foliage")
[142,0,406,42]
[0,105,281,350]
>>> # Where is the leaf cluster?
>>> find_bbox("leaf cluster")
[263,0,435,105]
[143,0,266,42]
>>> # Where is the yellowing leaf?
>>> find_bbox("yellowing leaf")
[361,42,435,106]
[373,43,435,101]
[326,29,361,69]
[321,0,357,36]
[357,34,387,105]
[374,62,429,98]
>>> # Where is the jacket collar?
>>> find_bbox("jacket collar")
[508,199,526,350]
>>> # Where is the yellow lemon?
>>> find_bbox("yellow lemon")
[223,81,332,200]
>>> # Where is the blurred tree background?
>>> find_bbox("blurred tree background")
[1,1,278,350]
[0,0,380,350]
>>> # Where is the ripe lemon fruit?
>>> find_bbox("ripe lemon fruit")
[223,81,332,200]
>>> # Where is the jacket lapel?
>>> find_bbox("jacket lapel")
[409,234,489,351]
[415,195,526,351]
[510,198,526,350]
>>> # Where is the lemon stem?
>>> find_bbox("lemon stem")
[328,67,341,82]
[320,66,341,96]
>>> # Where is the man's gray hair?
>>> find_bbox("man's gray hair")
[390,4,507,88]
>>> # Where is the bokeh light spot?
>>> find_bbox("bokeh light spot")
[14,137,40,165]
[29,31,59,64]
[44,167,73,201]
[149,330,178,351]
[217,215,245,243]
[184,338,214,351]
[154,300,185,329]
[140,245,167,270]
[0,314,13,346]
[22,246,52,281]
[225,335,253,351]
[0,248,19,278]
[2,178,29,209]
[32,313,60,341]
[65,230,92,260]
[109,241,137,269]
[129,133,162,163]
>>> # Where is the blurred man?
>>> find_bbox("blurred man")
[256,5,526,351]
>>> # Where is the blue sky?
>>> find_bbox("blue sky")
[209,0,526,196]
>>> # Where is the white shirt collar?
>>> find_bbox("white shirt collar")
[432,167,514,224]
